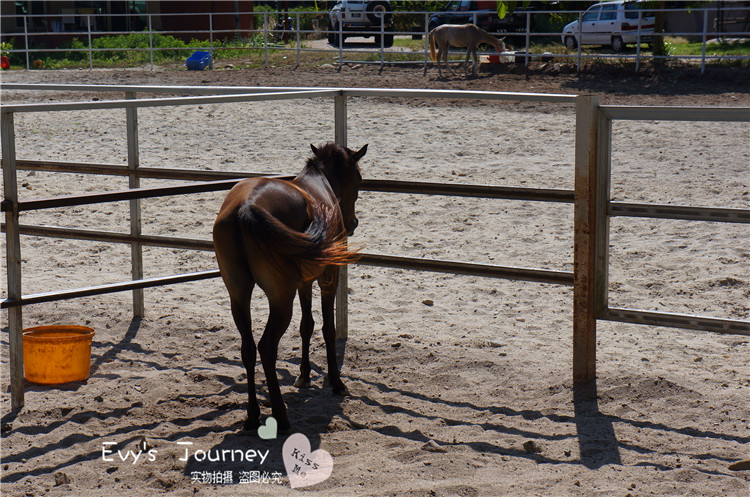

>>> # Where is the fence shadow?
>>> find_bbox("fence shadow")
[573,379,622,469]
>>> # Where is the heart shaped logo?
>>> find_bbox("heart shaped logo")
[282,433,333,488]
[257,417,277,440]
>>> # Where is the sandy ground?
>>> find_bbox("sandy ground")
[1,63,749,496]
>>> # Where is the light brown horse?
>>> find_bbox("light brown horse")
[213,142,367,433]
[429,23,506,78]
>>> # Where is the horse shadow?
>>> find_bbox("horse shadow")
[180,344,349,486]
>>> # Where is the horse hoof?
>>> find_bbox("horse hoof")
[277,419,292,434]
[332,383,349,396]
[243,418,261,432]
[294,375,311,388]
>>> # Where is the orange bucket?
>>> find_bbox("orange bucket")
[23,326,95,384]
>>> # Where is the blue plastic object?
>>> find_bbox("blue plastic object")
[186,51,212,71]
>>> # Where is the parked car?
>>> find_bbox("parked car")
[427,1,534,34]
[562,0,655,52]
[328,0,394,47]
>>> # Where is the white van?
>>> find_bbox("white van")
[562,0,655,52]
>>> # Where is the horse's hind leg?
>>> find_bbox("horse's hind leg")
[258,289,296,433]
[435,47,444,77]
[229,291,262,431]
[214,217,260,431]
[443,46,456,76]
[294,282,314,388]
[319,267,348,396]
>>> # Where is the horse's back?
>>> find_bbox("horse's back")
[217,178,309,232]
[433,23,479,48]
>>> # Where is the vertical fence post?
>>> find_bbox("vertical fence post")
[594,105,612,318]
[263,12,269,67]
[334,93,349,340]
[296,12,301,67]
[87,15,93,70]
[525,10,531,68]
[148,15,154,71]
[337,14,344,67]
[2,111,24,411]
[700,8,708,74]
[575,12,582,72]
[379,13,385,69]
[209,13,214,61]
[636,10,642,73]
[126,93,145,318]
[573,95,601,384]
[23,16,29,71]
[423,12,429,76]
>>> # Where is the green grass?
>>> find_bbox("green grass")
[664,36,750,56]
[393,38,427,50]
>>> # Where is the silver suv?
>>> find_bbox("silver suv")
[328,0,394,47]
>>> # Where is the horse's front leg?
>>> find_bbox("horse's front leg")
[294,282,314,388]
[319,267,348,396]
[258,290,296,433]
[470,48,479,77]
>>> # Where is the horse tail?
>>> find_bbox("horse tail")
[237,199,359,280]
[429,28,437,62]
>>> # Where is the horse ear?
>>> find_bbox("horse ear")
[310,144,319,156]
[351,144,368,162]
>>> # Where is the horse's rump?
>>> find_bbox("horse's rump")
[429,29,437,61]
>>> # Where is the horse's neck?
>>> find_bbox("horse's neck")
[479,32,495,46]
[296,166,336,200]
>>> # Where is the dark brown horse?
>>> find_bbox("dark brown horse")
[213,142,367,433]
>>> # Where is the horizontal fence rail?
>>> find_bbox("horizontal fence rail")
[1,178,246,212]
[358,253,573,286]
[4,223,214,252]
[1,7,749,73]
[14,159,288,181]
[2,84,749,415]
[603,307,750,336]
[11,159,575,202]
[0,89,340,113]
[1,270,221,308]
[609,202,750,223]
[601,105,750,122]
[0,83,579,104]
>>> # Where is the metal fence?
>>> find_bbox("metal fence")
[2,84,749,413]
[1,6,749,73]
